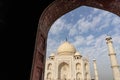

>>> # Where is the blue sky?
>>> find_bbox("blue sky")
[46,6,120,80]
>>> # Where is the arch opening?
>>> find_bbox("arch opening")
[76,72,82,80]
[58,62,69,80]
[30,0,120,80]
[47,72,52,80]
[47,63,52,70]
[76,63,81,71]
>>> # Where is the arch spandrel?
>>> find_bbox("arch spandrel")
[30,0,120,80]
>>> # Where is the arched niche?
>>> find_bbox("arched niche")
[84,63,88,71]
[85,73,89,80]
[47,63,52,70]
[76,72,82,80]
[58,62,69,80]
[47,72,52,80]
[76,63,81,71]
[30,0,120,80]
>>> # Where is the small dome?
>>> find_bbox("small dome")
[57,41,76,55]
[106,35,112,40]
[93,59,96,61]
[75,52,81,56]
[50,53,55,57]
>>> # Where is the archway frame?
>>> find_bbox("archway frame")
[30,0,120,80]
[58,62,69,80]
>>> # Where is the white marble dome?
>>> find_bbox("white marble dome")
[50,53,55,57]
[57,41,76,55]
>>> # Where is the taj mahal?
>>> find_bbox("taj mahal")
[44,36,120,80]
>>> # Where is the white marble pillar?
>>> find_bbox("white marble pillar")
[106,36,120,80]
[93,59,99,80]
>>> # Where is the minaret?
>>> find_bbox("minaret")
[93,59,99,80]
[105,36,120,80]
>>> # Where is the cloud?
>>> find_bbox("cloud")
[72,36,85,47]
[86,35,94,46]
[66,6,120,37]
[49,18,66,35]
[46,38,60,58]
[68,10,105,35]
[69,27,78,36]
[111,16,120,26]
[70,8,119,36]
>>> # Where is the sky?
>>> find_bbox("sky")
[46,6,120,80]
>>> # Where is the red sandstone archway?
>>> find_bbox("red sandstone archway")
[30,0,120,80]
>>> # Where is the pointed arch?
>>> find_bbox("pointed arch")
[58,62,69,80]
[47,63,52,70]
[47,72,52,80]
[76,72,81,80]
[85,73,89,80]
[76,63,81,70]
[84,63,88,71]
